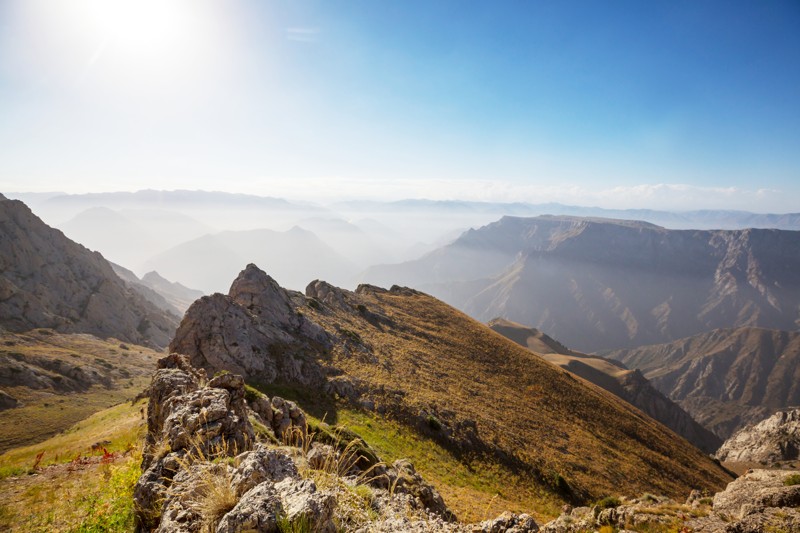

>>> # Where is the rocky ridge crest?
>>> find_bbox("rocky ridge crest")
[134,353,539,532]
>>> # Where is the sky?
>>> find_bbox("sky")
[0,0,799,212]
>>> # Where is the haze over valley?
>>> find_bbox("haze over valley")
[1,0,799,530]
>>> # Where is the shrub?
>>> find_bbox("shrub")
[426,415,442,431]
[595,496,622,510]
[784,473,800,486]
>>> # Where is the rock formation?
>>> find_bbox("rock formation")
[134,353,538,532]
[0,194,178,348]
[717,408,800,465]
[541,470,800,533]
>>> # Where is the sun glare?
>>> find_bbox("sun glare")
[83,0,186,59]
[14,0,226,90]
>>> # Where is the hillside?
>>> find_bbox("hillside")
[0,329,161,453]
[362,215,800,351]
[488,319,721,453]
[169,264,732,516]
[606,327,800,439]
[0,195,178,348]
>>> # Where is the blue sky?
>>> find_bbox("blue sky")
[1,0,798,211]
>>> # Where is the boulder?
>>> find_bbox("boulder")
[717,408,800,465]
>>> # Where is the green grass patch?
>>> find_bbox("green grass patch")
[0,401,146,477]
[322,407,562,523]
[784,473,800,486]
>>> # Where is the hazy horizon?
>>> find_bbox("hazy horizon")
[1,1,798,213]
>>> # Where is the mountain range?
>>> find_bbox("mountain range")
[364,215,800,352]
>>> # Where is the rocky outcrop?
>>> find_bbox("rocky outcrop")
[0,194,178,348]
[134,353,538,532]
[717,408,800,465]
[541,473,800,533]
[169,264,331,385]
[0,389,17,410]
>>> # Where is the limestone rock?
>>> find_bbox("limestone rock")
[477,511,539,532]
[717,408,800,464]
[711,469,800,520]
[169,264,330,385]
[134,356,463,532]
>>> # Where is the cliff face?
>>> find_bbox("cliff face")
[362,216,800,352]
[169,264,732,505]
[717,408,800,465]
[607,327,800,439]
[0,195,178,348]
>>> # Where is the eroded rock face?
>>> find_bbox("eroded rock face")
[717,408,800,464]
[0,195,178,348]
[169,264,330,386]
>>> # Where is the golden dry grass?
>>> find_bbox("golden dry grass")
[301,287,733,517]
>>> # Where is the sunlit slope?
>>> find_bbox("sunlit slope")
[172,265,732,508]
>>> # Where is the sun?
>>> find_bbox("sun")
[80,0,192,65]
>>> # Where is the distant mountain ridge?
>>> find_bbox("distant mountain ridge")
[363,215,800,351]
[0,194,178,348]
[488,318,721,453]
[606,327,800,440]
[144,226,359,293]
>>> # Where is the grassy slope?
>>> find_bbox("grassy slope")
[0,329,161,453]
[298,288,732,517]
[0,401,145,532]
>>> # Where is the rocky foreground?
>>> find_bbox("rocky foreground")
[717,408,800,466]
[134,353,800,532]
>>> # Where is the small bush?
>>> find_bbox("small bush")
[426,415,442,431]
[356,304,367,313]
[307,299,321,310]
[244,384,266,403]
[595,496,622,510]
[277,512,313,533]
[784,473,800,486]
